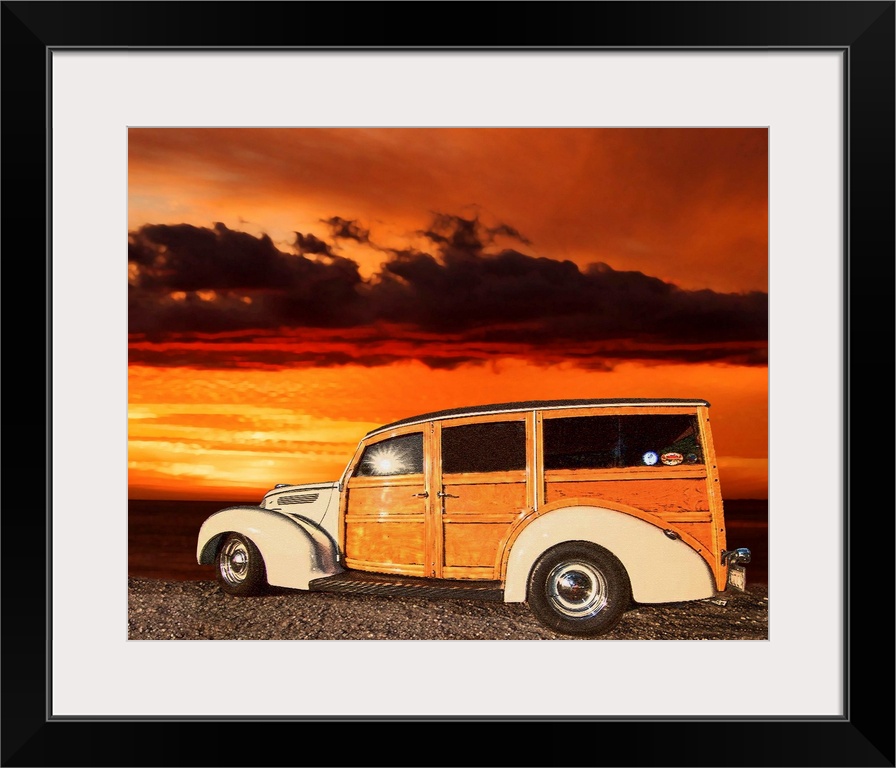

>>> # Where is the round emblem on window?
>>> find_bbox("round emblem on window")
[642,451,659,466]
[661,452,684,466]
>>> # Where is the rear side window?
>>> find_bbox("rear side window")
[353,433,424,477]
[619,415,703,467]
[442,421,526,474]
[543,415,703,470]
[542,416,619,469]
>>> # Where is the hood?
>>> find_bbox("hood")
[259,481,339,526]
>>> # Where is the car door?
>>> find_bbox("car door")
[433,413,534,580]
[343,427,432,577]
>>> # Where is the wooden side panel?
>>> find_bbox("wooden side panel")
[443,476,527,513]
[346,478,425,515]
[697,404,728,590]
[344,481,427,574]
[441,480,527,576]
[542,472,720,582]
[441,565,499,580]
[443,522,512,568]
[426,422,441,578]
[525,411,538,510]
[673,521,717,557]
[343,519,426,570]
[545,477,710,515]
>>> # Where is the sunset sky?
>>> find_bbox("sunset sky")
[128,127,768,501]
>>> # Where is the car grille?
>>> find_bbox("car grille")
[277,493,319,505]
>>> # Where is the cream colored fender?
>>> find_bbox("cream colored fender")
[503,505,714,604]
[196,506,342,590]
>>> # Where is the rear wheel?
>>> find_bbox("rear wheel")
[527,542,631,636]
[216,533,267,596]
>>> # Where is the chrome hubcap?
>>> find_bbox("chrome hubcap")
[546,560,608,618]
[220,539,250,584]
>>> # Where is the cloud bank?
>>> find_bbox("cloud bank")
[129,215,767,370]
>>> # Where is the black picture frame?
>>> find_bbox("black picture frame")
[3,2,893,766]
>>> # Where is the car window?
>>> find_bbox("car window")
[543,415,619,469]
[353,433,424,477]
[543,415,703,470]
[442,420,526,474]
[619,415,703,467]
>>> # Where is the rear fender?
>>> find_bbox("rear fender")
[503,505,714,604]
[197,506,342,590]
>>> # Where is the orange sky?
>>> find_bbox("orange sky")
[128,127,768,500]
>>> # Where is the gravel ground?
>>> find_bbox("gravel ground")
[129,578,768,640]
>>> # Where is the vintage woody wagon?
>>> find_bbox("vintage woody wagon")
[197,399,751,636]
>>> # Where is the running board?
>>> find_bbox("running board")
[308,570,504,602]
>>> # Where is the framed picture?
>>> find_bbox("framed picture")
[7,1,892,765]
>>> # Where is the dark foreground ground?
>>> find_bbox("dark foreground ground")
[129,578,768,641]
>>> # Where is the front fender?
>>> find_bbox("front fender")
[503,505,714,604]
[197,506,342,590]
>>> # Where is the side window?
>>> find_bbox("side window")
[353,433,424,477]
[619,415,703,467]
[543,414,704,469]
[442,421,526,474]
[543,416,619,470]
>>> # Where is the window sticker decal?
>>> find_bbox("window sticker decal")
[661,452,684,466]
[642,451,659,466]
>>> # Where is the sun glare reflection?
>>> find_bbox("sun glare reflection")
[364,445,408,476]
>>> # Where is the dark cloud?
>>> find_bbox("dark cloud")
[128,215,767,369]
[127,337,765,372]
[486,222,532,246]
[419,214,532,260]
[127,346,459,371]
[129,222,368,332]
[130,222,292,292]
[293,231,333,256]
[322,216,370,243]
[420,213,483,262]
[375,216,767,343]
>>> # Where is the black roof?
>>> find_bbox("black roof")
[366,398,710,436]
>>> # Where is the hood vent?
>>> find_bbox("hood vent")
[278,492,319,505]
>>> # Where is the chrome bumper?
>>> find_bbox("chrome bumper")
[722,547,752,565]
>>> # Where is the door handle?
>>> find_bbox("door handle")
[437,491,459,498]
[411,491,429,498]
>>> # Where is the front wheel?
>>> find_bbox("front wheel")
[527,542,631,637]
[216,533,267,596]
